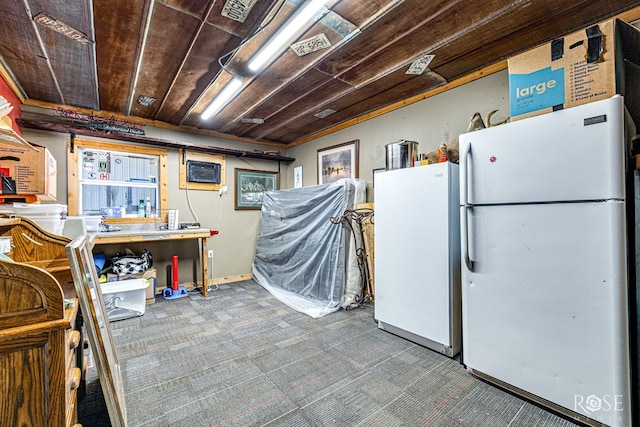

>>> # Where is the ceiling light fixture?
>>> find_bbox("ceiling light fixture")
[248,0,328,73]
[201,76,244,120]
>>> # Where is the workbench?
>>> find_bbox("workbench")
[92,228,215,297]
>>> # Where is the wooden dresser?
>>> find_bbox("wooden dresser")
[0,217,84,426]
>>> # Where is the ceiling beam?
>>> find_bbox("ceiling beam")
[126,0,155,115]
[22,0,66,104]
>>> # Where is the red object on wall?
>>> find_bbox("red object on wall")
[0,75,22,135]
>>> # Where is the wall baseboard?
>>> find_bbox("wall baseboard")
[210,273,253,285]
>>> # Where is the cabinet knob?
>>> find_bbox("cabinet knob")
[68,330,81,349]
[69,367,82,390]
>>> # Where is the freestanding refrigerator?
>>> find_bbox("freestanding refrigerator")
[375,161,461,357]
[459,95,634,427]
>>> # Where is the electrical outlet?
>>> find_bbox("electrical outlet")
[207,250,214,258]
[219,185,228,196]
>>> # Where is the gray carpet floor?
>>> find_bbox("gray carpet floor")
[78,279,580,427]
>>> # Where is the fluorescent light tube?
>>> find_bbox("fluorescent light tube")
[248,0,327,72]
[201,76,244,120]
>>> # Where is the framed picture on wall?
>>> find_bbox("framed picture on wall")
[317,139,359,184]
[235,168,279,210]
[294,166,303,188]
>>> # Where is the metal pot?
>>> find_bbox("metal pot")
[385,140,419,170]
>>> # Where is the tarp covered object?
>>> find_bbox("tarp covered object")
[252,179,358,318]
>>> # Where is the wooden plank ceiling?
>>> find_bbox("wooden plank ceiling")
[1,0,640,146]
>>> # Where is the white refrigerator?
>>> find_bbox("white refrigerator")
[459,95,634,427]
[375,162,461,357]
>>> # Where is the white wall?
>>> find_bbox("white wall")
[284,69,510,201]
[19,69,509,280]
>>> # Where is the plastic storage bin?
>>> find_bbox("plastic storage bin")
[100,278,149,322]
[77,215,102,231]
[12,203,68,235]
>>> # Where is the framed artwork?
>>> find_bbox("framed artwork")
[317,139,359,184]
[294,165,303,188]
[235,168,279,210]
[66,235,127,427]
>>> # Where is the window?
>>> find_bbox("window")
[68,138,168,221]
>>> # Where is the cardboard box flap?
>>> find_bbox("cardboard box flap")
[616,19,640,65]
[0,119,39,151]
[616,19,640,125]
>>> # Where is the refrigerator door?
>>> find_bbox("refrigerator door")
[375,163,460,353]
[459,95,625,206]
[461,200,631,427]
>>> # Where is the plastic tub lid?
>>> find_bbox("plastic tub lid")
[101,278,149,293]
[12,202,68,216]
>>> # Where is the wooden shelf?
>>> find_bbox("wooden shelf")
[18,118,295,163]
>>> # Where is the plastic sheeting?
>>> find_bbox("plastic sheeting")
[252,179,362,318]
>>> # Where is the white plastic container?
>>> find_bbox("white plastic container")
[61,217,87,239]
[100,278,149,322]
[12,203,68,235]
[77,215,102,232]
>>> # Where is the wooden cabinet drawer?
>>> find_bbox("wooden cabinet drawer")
[65,328,82,426]
[66,329,81,366]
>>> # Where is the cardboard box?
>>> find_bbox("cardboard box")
[115,267,157,305]
[0,142,57,200]
[508,19,640,121]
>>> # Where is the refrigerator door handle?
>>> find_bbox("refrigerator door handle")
[460,140,471,206]
[461,206,474,271]
[460,141,473,271]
